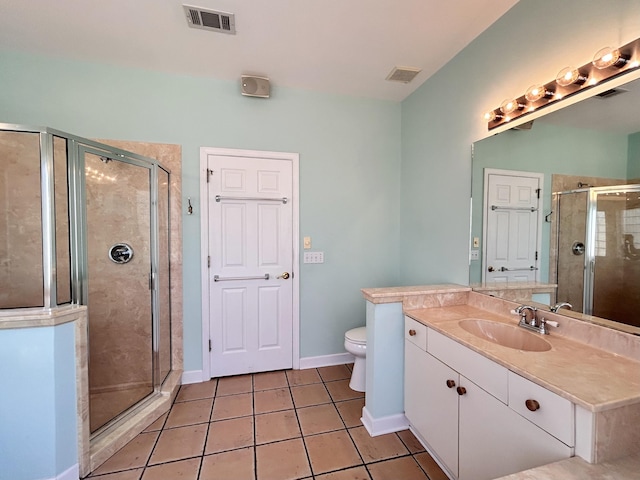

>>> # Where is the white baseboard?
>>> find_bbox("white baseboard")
[361,406,409,437]
[181,370,205,385]
[298,352,354,370]
[51,463,79,480]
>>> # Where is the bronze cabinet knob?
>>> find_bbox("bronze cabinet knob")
[408,329,416,336]
[456,386,467,396]
[446,379,456,388]
[525,399,540,411]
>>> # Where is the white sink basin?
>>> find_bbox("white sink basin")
[458,319,552,352]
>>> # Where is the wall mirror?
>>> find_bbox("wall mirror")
[470,72,640,335]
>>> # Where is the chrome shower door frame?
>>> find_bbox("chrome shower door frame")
[68,141,167,436]
[584,184,640,316]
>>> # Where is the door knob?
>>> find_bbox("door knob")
[277,272,290,280]
[488,266,495,272]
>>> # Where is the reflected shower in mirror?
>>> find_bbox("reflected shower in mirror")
[471,77,640,335]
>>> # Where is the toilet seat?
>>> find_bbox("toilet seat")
[345,327,366,345]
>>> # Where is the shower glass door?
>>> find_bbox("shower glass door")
[82,149,154,433]
[588,186,640,326]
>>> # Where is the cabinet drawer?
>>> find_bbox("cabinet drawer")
[508,372,574,446]
[405,316,427,351]
[428,328,508,403]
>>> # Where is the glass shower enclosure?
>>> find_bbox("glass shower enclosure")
[556,184,640,328]
[0,124,172,435]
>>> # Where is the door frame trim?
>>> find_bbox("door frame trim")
[199,147,300,381]
[481,168,544,283]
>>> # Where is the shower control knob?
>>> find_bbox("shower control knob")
[109,243,134,264]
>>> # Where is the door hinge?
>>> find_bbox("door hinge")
[206,168,214,183]
[535,251,539,260]
[536,188,541,199]
[208,339,212,352]
[208,256,210,268]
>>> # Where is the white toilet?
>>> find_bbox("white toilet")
[344,326,367,392]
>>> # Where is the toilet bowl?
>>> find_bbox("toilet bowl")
[344,326,367,392]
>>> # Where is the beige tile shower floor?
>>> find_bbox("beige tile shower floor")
[86,364,448,480]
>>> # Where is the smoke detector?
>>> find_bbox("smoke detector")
[183,5,236,34]
[386,66,422,83]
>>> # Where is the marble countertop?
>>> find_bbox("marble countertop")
[495,453,640,479]
[0,304,87,329]
[470,281,557,292]
[361,284,471,304]
[405,304,640,412]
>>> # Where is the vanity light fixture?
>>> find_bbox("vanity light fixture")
[524,84,554,102]
[555,67,588,87]
[592,47,628,69]
[484,36,640,130]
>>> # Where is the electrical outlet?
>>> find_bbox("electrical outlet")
[303,251,324,263]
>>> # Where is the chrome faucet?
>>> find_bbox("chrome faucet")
[550,302,572,313]
[515,305,538,328]
[515,304,558,335]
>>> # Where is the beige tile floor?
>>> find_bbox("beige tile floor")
[86,364,449,480]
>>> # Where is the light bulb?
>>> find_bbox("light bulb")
[556,67,587,87]
[484,110,502,122]
[592,47,627,69]
[525,84,553,102]
[499,98,523,114]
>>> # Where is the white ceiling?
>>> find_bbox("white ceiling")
[0,0,518,101]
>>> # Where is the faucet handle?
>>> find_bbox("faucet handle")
[538,317,559,334]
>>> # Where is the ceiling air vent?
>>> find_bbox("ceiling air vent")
[183,5,236,34]
[386,66,422,83]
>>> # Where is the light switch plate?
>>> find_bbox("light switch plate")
[470,249,479,260]
[303,236,312,249]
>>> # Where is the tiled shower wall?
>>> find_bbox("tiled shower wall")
[0,131,44,308]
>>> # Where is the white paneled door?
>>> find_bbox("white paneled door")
[483,169,543,283]
[206,152,295,378]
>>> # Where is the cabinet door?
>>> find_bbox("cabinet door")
[405,341,431,433]
[458,377,572,480]
[406,344,459,478]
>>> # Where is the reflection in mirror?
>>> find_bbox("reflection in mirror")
[471,77,640,335]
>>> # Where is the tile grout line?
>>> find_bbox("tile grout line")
[252,373,258,480]
[287,368,317,479]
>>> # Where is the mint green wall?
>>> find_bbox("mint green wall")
[470,123,629,283]
[0,52,402,370]
[629,132,640,179]
[400,0,640,286]
[0,323,77,480]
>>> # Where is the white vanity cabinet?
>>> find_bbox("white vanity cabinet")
[404,316,574,480]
